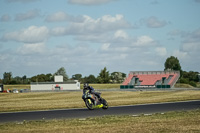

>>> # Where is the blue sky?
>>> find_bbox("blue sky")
[0,0,200,78]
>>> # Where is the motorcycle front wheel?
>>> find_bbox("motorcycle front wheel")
[85,99,94,110]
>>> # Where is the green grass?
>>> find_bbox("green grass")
[0,110,200,133]
[174,83,194,88]
[1,90,200,113]
[197,82,200,88]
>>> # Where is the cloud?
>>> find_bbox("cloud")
[169,28,200,43]
[98,33,157,54]
[101,43,110,51]
[114,30,129,39]
[182,42,200,52]
[17,42,46,55]
[51,14,131,36]
[0,11,169,77]
[2,14,131,45]
[155,47,167,56]
[45,11,84,22]
[195,0,200,3]
[142,16,168,28]
[5,0,40,3]
[168,29,184,36]
[2,26,49,43]
[183,28,200,43]
[172,50,188,62]
[95,32,165,71]
[134,36,155,46]
[68,0,117,5]
[14,10,40,21]
[171,28,200,71]
[179,28,200,57]
[0,14,11,22]
[150,0,159,5]
[0,32,164,78]
[45,12,70,22]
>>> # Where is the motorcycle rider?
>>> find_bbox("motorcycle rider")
[83,83,102,102]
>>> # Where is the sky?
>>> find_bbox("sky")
[0,0,200,78]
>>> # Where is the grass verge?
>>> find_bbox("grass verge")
[4,84,121,91]
[4,85,30,91]
[0,90,200,113]
[174,83,194,88]
[0,110,200,133]
[81,84,121,89]
[3,83,199,91]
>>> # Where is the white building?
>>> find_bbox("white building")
[31,76,80,91]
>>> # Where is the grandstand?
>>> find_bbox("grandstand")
[121,71,180,89]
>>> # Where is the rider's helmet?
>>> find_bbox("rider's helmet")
[83,83,89,89]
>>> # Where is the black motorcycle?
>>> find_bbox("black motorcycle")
[82,90,108,110]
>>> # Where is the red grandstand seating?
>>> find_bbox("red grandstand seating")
[122,71,180,88]
[168,73,178,86]
[122,74,134,85]
[137,74,170,85]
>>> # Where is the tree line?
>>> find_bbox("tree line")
[0,67,126,85]
[0,56,199,86]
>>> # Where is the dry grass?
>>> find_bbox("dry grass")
[87,84,121,89]
[4,84,120,91]
[1,90,200,132]
[4,85,30,90]
[0,92,85,112]
[104,90,200,106]
[1,90,200,113]
[3,83,199,91]
[0,110,200,133]
[174,83,194,88]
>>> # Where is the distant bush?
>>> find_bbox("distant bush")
[189,81,197,87]
[180,78,189,84]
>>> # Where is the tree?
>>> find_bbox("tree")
[3,72,12,84]
[97,67,110,83]
[30,73,53,82]
[164,56,182,72]
[11,76,22,84]
[54,67,69,81]
[22,75,27,84]
[83,75,97,83]
[45,73,53,82]
[3,74,30,84]
[111,72,126,83]
[187,71,199,82]
[72,74,82,81]
[180,71,199,87]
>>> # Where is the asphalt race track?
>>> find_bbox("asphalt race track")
[0,100,200,123]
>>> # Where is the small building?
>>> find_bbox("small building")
[31,76,80,91]
[54,75,63,82]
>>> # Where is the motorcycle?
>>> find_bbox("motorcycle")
[82,90,108,110]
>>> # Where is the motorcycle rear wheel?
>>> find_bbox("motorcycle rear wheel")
[101,98,108,109]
